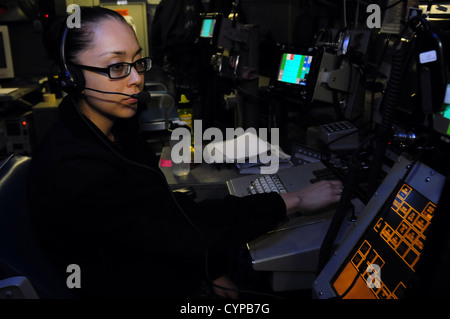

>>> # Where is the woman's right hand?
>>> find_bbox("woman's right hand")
[280,180,343,215]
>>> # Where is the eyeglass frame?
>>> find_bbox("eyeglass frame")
[69,57,152,80]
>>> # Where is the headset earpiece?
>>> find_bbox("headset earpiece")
[67,65,85,89]
[58,67,75,91]
[59,26,85,94]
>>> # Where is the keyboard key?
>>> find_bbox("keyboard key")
[247,174,287,195]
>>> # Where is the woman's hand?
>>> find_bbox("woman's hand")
[212,275,239,299]
[280,180,343,215]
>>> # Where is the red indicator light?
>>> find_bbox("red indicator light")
[22,121,27,126]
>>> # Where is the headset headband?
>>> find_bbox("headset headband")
[59,25,84,92]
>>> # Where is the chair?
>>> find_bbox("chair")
[138,81,179,156]
[0,154,78,299]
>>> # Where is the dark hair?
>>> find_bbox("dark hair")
[43,6,130,65]
[63,6,129,65]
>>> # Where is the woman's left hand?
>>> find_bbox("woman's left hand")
[212,275,239,299]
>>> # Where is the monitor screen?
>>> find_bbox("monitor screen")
[200,18,216,38]
[0,33,6,68]
[277,53,313,86]
[0,25,14,79]
[434,83,450,136]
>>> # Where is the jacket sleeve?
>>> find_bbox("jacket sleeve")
[173,191,287,248]
[34,155,285,263]
[173,191,287,280]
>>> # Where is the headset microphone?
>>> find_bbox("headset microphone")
[133,91,151,103]
[83,87,151,104]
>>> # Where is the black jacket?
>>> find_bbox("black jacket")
[27,96,286,299]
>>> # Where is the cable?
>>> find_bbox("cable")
[318,133,375,271]
[366,44,407,201]
[368,35,392,132]
[210,281,283,299]
[343,0,348,29]
[68,97,211,291]
[366,14,431,201]
[69,96,283,299]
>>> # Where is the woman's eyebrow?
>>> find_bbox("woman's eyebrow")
[134,48,143,57]
[98,50,125,57]
[98,48,143,58]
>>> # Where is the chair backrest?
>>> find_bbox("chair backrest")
[139,84,178,131]
[0,154,78,298]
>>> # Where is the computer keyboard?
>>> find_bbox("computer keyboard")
[227,160,383,204]
[310,167,345,184]
[227,162,326,198]
[247,174,287,195]
[241,165,373,201]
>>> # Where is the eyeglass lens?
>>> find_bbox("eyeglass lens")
[109,58,151,79]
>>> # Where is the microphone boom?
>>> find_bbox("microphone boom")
[83,87,151,103]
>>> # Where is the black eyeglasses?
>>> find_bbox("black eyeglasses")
[70,57,152,79]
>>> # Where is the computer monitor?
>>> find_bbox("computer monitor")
[200,17,217,38]
[0,25,14,79]
[199,13,222,45]
[434,83,450,137]
[271,48,318,101]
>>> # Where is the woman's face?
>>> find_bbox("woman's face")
[77,18,144,122]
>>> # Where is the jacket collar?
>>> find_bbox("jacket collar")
[58,95,110,145]
[58,95,159,168]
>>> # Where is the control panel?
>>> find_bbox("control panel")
[313,155,446,299]
[319,121,358,150]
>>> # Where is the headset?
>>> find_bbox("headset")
[59,25,150,103]
[59,26,84,93]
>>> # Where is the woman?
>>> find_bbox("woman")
[28,7,342,299]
